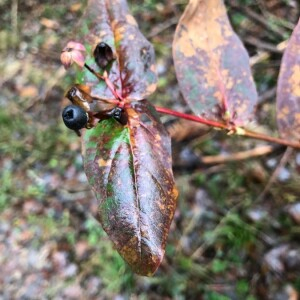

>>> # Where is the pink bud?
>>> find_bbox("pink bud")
[60,51,72,69]
[61,41,86,69]
[66,41,86,52]
[71,50,86,68]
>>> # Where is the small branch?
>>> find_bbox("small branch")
[103,71,124,102]
[155,106,300,150]
[155,106,228,130]
[84,63,103,80]
[257,86,277,107]
[241,129,300,150]
[147,16,178,38]
[244,36,284,54]
[11,0,18,42]
[249,40,287,66]
[201,145,275,164]
[256,147,293,202]
[84,64,124,102]
[229,3,288,39]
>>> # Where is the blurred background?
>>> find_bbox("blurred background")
[0,0,300,299]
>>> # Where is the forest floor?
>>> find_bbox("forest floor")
[0,0,300,299]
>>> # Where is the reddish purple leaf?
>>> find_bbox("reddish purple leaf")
[62,0,178,275]
[173,0,257,125]
[82,100,178,276]
[76,0,157,100]
[277,19,300,141]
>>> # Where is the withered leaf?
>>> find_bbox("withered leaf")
[76,0,157,100]
[82,100,178,276]
[276,19,300,141]
[173,0,258,125]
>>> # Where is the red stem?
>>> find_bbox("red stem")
[104,77,124,102]
[155,106,228,129]
[84,64,124,102]
[155,106,300,150]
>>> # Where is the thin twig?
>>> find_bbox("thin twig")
[155,106,228,129]
[84,63,104,81]
[241,129,300,150]
[256,147,294,202]
[11,0,18,41]
[147,16,178,38]
[201,145,275,164]
[155,106,300,150]
[244,36,284,53]
[229,3,288,39]
[257,86,277,106]
[84,64,124,101]
[250,40,287,66]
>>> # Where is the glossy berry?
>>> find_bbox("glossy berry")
[62,105,88,130]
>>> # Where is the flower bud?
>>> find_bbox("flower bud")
[61,41,86,69]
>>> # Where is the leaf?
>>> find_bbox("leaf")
[82,100,178,276]
[76,0,157,100]
[276,19,300,141]
[173,0,257,125]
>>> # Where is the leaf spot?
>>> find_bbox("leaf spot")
[98,158,112,167]
[289,65,300,97]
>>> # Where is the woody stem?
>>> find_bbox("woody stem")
[155,106,300,150]
[155,106,227,129]
[241,129,300,149]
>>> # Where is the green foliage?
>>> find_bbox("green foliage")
[211,259,228,273]
[27,211,72,239]
[0,168,13,211]
[89,238,135,293]
[84,218,105,246]
[42,4,68,19]
[295,278,300,291]
[204,212,257,249]
[236,279,250,296]
[230,12,247,27]
[204,291,231,300]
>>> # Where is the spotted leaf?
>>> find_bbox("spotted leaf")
[276,19,300,141]
[82,100,178,276]
[76,0,157,100]
[173,0,258,125]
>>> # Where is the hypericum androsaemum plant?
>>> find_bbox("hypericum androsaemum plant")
[60,0,300,276]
